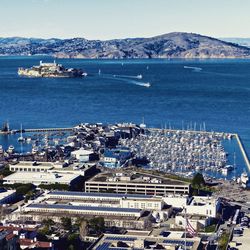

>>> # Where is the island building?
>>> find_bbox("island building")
[18,61,87,78]
[85,171,190,196]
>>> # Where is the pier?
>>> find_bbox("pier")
[235,133,250,171]
[23,127,74,133]
[0,127,74,134]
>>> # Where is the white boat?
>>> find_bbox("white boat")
[32,146,39,154]
[144,82,151,88]
[241,172,249,188]
[136,74,143,79]
[0,145,3,154]
[7,145,14,154]
[26,137,32,143]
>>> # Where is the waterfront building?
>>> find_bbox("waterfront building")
[85,171,190,195]
[102,147,132,168]
[70,148,94,162]
[8,160,96,177]
[3,172,81,186]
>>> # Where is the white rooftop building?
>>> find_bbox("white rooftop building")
[3,172,80,186]
[186,196,220,218]
[71,148,94,162]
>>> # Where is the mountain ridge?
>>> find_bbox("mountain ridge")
[1,32,250,59]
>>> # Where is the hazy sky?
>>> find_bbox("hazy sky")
[0,0,249,39]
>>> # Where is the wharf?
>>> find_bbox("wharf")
[234,134,250,171]
[23,127,74,133]
[0,127,74,134]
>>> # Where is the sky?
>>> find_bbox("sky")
[0,0,250,39]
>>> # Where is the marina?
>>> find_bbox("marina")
[1,123,249,184]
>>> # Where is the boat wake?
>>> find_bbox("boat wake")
[102,75,151,88]
[129,80,151,88]
[113,74,143,79]
[184,66,202,72]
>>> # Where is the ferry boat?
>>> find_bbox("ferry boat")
[18,61,87,78]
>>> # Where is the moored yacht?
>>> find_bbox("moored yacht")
[241,172,249,188]
[7,145,15,154]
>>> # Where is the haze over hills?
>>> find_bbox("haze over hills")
[221,38,250,48]
[1,32,250,59]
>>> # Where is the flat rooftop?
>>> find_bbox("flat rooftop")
[10,161,53,168]
[3,172,79,184]
[92,232,200,250]
[27,203,141,213]
[0,189,15,200]
[87,171,189,186]
[49,190,154,199]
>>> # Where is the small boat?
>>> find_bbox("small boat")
[0,145,3,154]
[144,82,151,88]
[26,137,32,143]
[241,172,249,188]
[32,146,39,154]
[7,145,15,154]
[136,74,143,79]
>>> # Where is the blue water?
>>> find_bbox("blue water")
[1,56,250,176]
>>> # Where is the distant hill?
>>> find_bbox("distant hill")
[1,32,250,59]
[221,38,250,48]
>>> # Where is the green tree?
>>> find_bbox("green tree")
[42,218,55,230]
[61,217,72,231]
[191,173,205,188]
[16,183,35,195]
[88,217,105,235]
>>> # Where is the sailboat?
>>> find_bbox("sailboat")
[18,124,25,142]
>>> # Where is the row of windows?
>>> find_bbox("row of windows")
[10,168,48,172]
[27,208,139,217]
[86,183,189,189]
